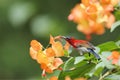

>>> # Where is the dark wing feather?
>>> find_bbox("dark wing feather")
[77,41,95,50]
[87,48,101,60]
[87,42,95,50]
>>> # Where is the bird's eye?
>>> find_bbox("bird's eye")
[66,38,70,40]
[66,36,71,39]
[78,45,82,47]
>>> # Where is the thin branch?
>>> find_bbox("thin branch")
[99,71,110,80]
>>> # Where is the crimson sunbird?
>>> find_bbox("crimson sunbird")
[60,36,101,60]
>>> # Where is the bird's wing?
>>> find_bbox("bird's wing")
[77,41,95,50]
[86,42,95,50]
[87,48,101,60]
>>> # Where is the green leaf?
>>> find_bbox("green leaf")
[104,74,120,80]
[74,56,85,64]
[94,67,104,77]
[89,76,99,80]
[94,47,100,53]
[110,20,120,32]
[63,56,87,71]
[63,57,75,71]
[93,62,105,77]
[58,61,95,80]
[114,10,120,21]
[64,45,72,57]
[101,52,115,69]
[74,59,88,68]
[86,62,105,77]
[116,40,120,48]
[64,50,70,57]
[118,59,120,66]
[98,41,118,52]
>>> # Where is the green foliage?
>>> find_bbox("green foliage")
[58,57,95,80]
[98,41,119,52]
[110,20,120,32]
[56,41,120,80]
[116,40,120,48]
[114,10,120,20]
[1,0,120,80]
[104,74,120,80]
[63,57,75,71]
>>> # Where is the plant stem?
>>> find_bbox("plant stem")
[99,71,110,80]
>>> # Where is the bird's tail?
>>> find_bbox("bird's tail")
[88,49,101,60]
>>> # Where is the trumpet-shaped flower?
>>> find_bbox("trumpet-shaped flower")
[68,0,118,40]
[107,51,120,65]
[29,35,69,76]
[50,35,64,57]
[65,76,87,80]
[30,40,43,60]
[49,76,58,80]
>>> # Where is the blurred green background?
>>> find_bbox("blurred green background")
[0,0,120,80]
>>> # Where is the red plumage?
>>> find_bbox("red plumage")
[60,36,100,60]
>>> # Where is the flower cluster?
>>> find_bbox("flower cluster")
[68,0,118,40]
[107,51,120,65]
[49,76,87,80]
[29,35,70,76]
[65,76,87,80]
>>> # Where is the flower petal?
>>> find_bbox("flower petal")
[37,52,49,64]
[64,42,70,50]
[29,47,37,60]
[50,76,58,80]
[52,41,64,57]
[40,63,53,73]
[50,35,55,45]
[53,58,63,68]
[30,40,42,51]
[46,47,55,57]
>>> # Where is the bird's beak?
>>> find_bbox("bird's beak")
[60,36,66,39]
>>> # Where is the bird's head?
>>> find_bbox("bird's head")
[60,36,76,45]
[60,36,72,41]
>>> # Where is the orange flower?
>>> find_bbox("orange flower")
[100,0,111,5]
[29,35,65,76]
[81,0,90,7]
[39,57,63,74]
[77,24,92,35]
[37,38,63,75]
[30,40,42,51]
[74,77,87,80]
[86,4,97,21]
[68,4,88,24]
[106,14,115,28]
[53,58,63,68]
[30,47,37,60]
[50,35,55,45]
[41,63,53,73]
[100,0,119,6]
[36,51,49,64]
[46,47,55,57]
[92,23,105,35]
[65,76,87,80]
[82,0,98,7]
[111,0,119,6]
[64,42,71,51]
[49,76,58,80]
[107,51,120,64]
[65,76,71,80]
[30,40,43,60]
[40,57,63,75]
[52,41,64,57]
[50,35,64,57]
[68,0,117,40]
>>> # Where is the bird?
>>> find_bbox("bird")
[60,36,101,60]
